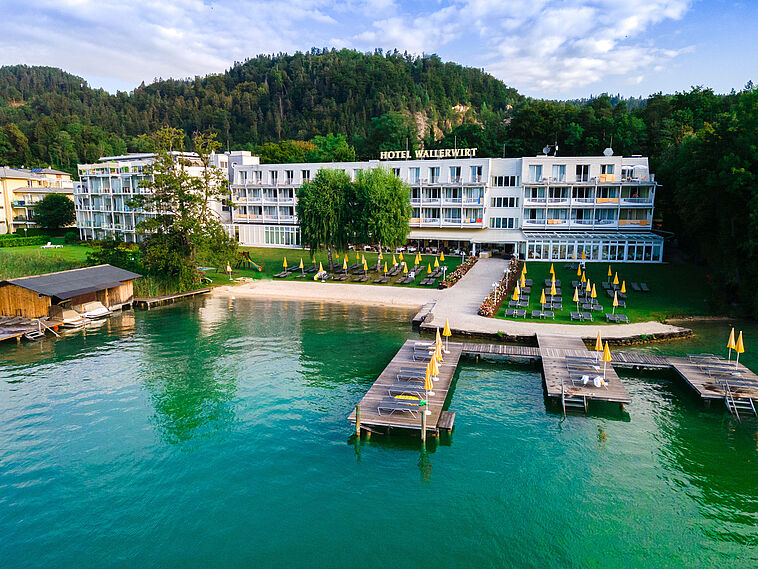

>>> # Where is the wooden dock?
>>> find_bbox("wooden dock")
[537,334,631,410]
[348,340,463,435]
[133,288,210,309]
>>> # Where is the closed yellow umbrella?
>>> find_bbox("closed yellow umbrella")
[429,353,439,378]
[318,262,324,273]
[607,265,612,281]
[344,253,348,263]
[443,319,452,353]
[282,256,288,269]
[522,264,527,275]
[434,257,440,268]
[602,341,612,383]
[440,251,445,262]
[299,258,304,276]
[435,327,443,352]
[424,362,435,398]
[573,287,579,312]
[384,262,388,274]
[580,272,586,283]
[591,283,597,299]
[613,272,619,286]
[403,263,408,274]
[577,265,582,276]
[417,253,422,265]
[362,258,368,274]
[399,252,404,262]
[392,254,397,266]
[727,327,736,362]
[512,286,520,302]
[226,262,233,280]
[520,273,526,287]
[621,280,626,294]
[612,290,619,314]
[735,331,745,368]
[551,272,556,284]
[356,250,360,262]
[361,254,366,265]
[595,331,603,362]
[586,279,591,293]
[540,288,546,310]
[581,250,586,260]
[343,258,348,271]
[550,281,557,297]
[549,263,555,275]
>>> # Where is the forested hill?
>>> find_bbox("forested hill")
[0,49,521,169]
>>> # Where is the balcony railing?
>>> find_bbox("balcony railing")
[442,217,462,225]
[546,198,570,204]
[618,219,652,226]
[620,197,653,205]
[523,219,547,226]
[442,197,462,204]
[572,197,595,204]
[462,197,483,205]
[524,197,547,205]
[595,197,620,205]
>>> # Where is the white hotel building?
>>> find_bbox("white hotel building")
[230,152,663,262]
[74,150,663,262]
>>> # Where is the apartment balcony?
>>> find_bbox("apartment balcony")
[277,198,295,205]
[279,215,296,223]
[545,218,569,227]
[523,197,548,206]
[595,198,620,206]
[420,197,442,205]
[263,215,279,222]
[569,219,595,228]
[620,197,654,206]
[618,219,652,227]
[546,198,570,206]
[11,200,25,206]
[462,217,484,226]
[444,177,462,185]
[465,175,483,184]
[442,217,463,226]
[593,219,619,228]
[523,219,548,227]
[462,198,484,206]
[571,197,595,205]
[442,197,462,205]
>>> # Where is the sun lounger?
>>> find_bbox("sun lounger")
[571,312,581,321]
[640,283,650,292]
[531,310,543,318]
[515,309,527,318]
[544,310,555,319]
[505,309,516,317]
[388,383,428,398]
[591,304,603,312]
[581,312,593,321]
[377,397,420,417]
[630,282,641,292]
[274,271,288,278]
[616,314,629,323]
[525,279,533,286]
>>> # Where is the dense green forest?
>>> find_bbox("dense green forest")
[0,49,756,312]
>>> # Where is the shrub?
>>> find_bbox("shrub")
[64,231,80,244]
[0,236,48,247]
[440,256,477,288]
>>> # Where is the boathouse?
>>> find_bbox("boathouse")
[0,264,141,318]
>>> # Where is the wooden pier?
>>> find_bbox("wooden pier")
[348,340,463,436]
[133,288,210,309]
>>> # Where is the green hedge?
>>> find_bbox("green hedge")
[0,236,49,247]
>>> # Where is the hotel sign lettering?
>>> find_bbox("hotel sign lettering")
[379,148,478,160]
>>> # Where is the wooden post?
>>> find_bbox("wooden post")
[355,404,361,437]
[421,405,427,444]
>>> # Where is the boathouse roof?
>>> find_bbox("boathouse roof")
[1,265,142,300]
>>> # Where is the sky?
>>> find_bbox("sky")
[1,0,756,100]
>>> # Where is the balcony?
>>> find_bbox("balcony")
[545,218,569,227]
[523,219,548,227]
[571,197,595,205]
[594,219,619,228]
[524,197,547,206]
[279,215,296,223]
[442,217,463,226]
[462,197,484,205]
[620,197,654,206]
[442,197,462,204]
[462,217,484,226]
[595,197,619,205]
[422,217,440,224]
[619,219,652,227]
[11,200,25,206]
[410,198,422,205]
[569,219,595,228]
[421,197,442,205]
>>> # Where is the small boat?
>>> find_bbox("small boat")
[80,301,111,320]
[55,309,87,328]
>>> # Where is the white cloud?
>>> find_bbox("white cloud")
[0,0,695,96]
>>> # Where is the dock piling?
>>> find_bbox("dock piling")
[355,404,361,437]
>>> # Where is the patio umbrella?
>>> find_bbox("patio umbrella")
[735,331,745,368]
[427,263,432,274]
[591,283,597,300]
[434,257,440,268]
[429,352,440,380]
[282,256,288,270]
[226,262,232,280]
[595,331,603,362]
[586,279,591,293]
[318,262,324,273]
[356,250,360,262]
[551,272,556,285]
[621,281,626,294]
[573,287,579,312]
[344,253,348,264]
[299,258,304,276]
[417,253,423,265]
[424,362,435,400]
[612,290,618,314]
[540,289,546,312]
[550,281,557,298]
[343,259,348,272]
[581,272,587,283]
[377,251,383,271]
[361,254,366,266]
[403,262,408,274]
[362,258,368,275]
[577,265,582,276]
[581,250,586,260]
[392,255,398,266]
[399,252,404,262]
[607,265,612,282]
[602,341,611,384]
[443,319,452,353]
[384,262,388,274]
[549,263,555,275]
[440,251,445,262]
[522,264,527,275]
[435,327,443,353]
[520,273,526,288]
[727,327,736,362]
[512,286,520,302]
[613,272,619,286]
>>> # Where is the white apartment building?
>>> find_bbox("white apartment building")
[75,151,258,242]
[229,152,663,262]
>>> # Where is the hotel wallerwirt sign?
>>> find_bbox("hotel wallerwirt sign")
[379,148,478,160]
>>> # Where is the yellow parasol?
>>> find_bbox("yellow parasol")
[344,253,348,263]
[612,290,618,314]
[384,262,388,274]
[356,250,360,262]
[362,258,368,273]
[735,331,745,368]
[602,341,611,383]
[434,257,440,268]
[435,327,443,351]
[520,273,526,288]
[512,286,520,302]
[550,281,557,297]
[440,251,445,262]
[613,272,619,286]
[581,272,586,283]
[522,263,527,275]
[392,255,398,266]
[540,289,546,309]
[608,265,612,278]
[621,280,626,294]
[343,259,348,271]
[595,331,603,362]
[586,279,591,293]
[429,353,440,378]
[361,254,366,265]
[282,256,288,269]
[299,258,305,276]
[403,263,408,274]
[443,319,452,353]
[551,272,556,284]
[549,263,555,275]
[417,253,422,265]
[591,283,597,299]
[226,262,232,280]
[577,265,582,277]
[581,250,586,260]
[727,327,736,362]
[424,362,435,399]
[318,262,324,273]
[573,287,579,312]
[399,252,404,262]
[427,263,432,274]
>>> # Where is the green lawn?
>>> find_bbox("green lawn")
[203,246,463,289]
[0,241,93,279]
[496,261,713,324]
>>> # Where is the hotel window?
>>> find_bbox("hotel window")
[392,168,401,178]
[239,171,247,184]
[429,167,440,183]
[489,217,517,229]
[450,166,461,182]
[353,168,362,180]
[528,165,543,182]
[409,167,420,184]
[491,175,519,187]
[601,164,614,175]
[575,164,589,182]
[269,171,278,185]
[621,167,633,180]
[301,170,311,182]
[489,197,519,208]
[552,164,566,181]
[254,171,262,183]
[284,170,294,184]
[471,165,482,182]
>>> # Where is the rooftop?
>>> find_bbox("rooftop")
[1,264,142,300]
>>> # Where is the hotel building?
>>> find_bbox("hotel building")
[0,167,74,234]
[74,151,257,242]
[229,152,663,262]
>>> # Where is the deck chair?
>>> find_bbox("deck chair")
[581,312,593,321]
[640,283,650,292]
[377,397,420,417]
[631,282,641,292]
[388,384,428,398]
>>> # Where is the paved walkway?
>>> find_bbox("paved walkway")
[424,258,689,340]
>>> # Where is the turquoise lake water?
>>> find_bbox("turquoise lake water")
[1,298,756,568]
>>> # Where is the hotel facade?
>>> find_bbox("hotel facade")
[75,150,663,263]
[0,167,74,234]
[229,152,663,262]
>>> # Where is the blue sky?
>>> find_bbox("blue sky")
[1,0,755,99]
